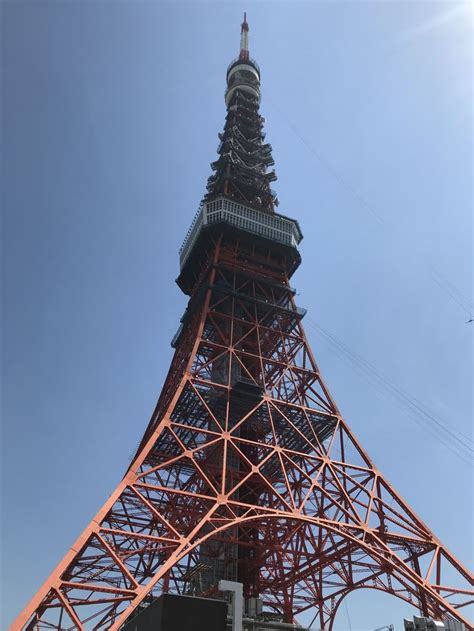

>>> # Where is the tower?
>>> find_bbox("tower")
[12,14,473,631]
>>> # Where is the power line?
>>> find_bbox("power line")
[307,316,473,462]
[270,98,473,324]
[432,268,474,309]
[305,317,473,467]
[308,319,473,465]
[269,97,387,228]
[430,267,473,319]
[267,100,472,462]
[344,599,353,631]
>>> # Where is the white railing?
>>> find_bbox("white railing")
[179,197,302,269]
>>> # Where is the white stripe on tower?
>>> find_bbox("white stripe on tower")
[240,12,249,60]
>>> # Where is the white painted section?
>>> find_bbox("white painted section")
[227,63,259,82]
[219,579,243,631]
[225,84,260,107]
[240,30,249,53]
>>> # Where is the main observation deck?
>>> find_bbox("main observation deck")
[179,196,303,273]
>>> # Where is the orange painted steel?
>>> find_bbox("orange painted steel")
[11,233,474,630]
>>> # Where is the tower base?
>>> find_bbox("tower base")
[121,593,228,631]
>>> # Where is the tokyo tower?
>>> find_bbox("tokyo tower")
[12,14,473,631]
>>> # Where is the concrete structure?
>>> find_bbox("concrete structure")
[404,615,467,631]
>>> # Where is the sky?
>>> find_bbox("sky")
[1,1,473,630]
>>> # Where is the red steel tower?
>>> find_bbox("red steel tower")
[12,15,473,631]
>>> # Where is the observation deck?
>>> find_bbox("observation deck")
[225,57,261,106]
[177,196,303,294]
[226,56,260,80]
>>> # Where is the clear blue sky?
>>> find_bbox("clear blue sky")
[2,2,472,630]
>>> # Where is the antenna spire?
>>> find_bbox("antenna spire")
[239,12,249,61]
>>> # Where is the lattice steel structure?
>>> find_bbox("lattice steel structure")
[12,14,473,631]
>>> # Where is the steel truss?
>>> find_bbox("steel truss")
[13,235,473,630]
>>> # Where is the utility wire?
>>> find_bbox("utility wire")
[269,97,473,324]
[267,99,472,461]
[311,317,472,446]
[305,317,473,467]
[266,96,472,463]
[269,97,387,228]
[308,320,473,466]
[307,317,473,461]
[310,328,472,467]
[430,267,473,319]
[344,599,353,631]
[432,267,474,309]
